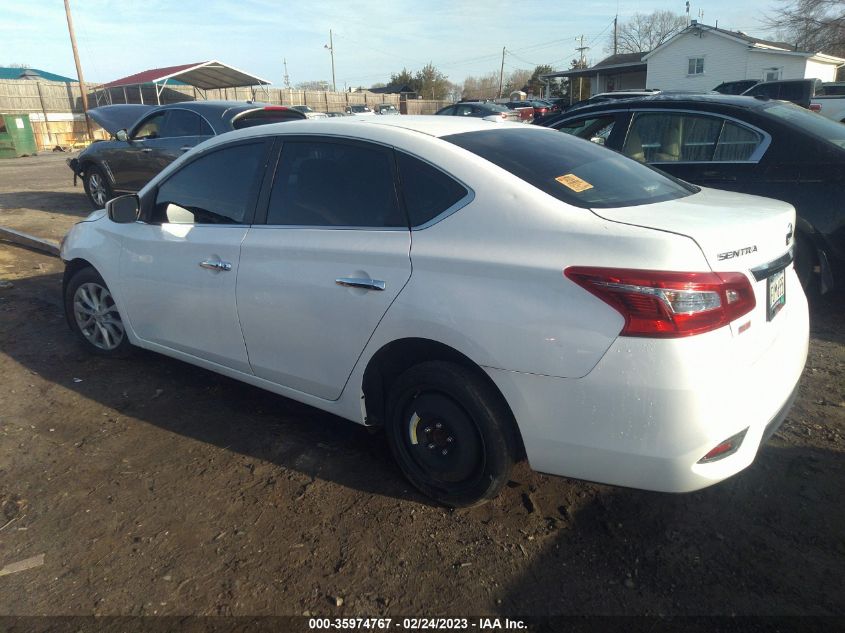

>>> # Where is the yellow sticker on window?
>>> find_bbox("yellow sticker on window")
[555,173,594,192]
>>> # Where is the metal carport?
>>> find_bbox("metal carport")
[96,60,271,105]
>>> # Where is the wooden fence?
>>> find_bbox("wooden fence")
[0,80,451,150]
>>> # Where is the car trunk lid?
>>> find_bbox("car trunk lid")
[590,186,795,275]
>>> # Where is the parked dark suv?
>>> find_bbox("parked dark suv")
[68,101,305,207]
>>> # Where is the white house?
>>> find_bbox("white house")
[644,21,845,91]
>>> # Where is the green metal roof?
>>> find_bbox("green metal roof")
[0,67,78,82]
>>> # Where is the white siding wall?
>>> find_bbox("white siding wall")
[646,31,749,91]
[745,52,809,81]
[804,59,838,81]
[646,30,841,89]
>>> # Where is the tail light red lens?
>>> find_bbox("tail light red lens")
[564,267,756,338]
[698,428,748,463]
[809,103,822,113]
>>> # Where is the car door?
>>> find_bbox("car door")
[155,108,215,166]
[619,110,769,189]
[109,111,169,191]
[236,137,412,400]
[119,138,273,373]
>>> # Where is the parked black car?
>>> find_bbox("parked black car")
[541,93,845,292]
[741,79,823,109]
[68,101,305,207]
[434,102,520,122]
[713,79,759,95]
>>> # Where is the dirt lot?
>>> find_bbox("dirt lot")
[0,154,844,620]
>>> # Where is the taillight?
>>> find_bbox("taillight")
[698,428,748,463]
[564,267,756,338]
[809,103,822,113]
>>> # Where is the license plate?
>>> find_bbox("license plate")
[767,268,786,321]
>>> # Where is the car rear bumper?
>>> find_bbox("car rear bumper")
[485,276,810,492]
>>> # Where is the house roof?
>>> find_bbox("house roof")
[102,60,270,90]
[0,67,77,82]
[541,53,647,79]
[643,22,845,64]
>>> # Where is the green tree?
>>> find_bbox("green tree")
[389,68,418,91]
[415,63,452,100]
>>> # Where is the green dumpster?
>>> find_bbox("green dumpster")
[0,113,37,158]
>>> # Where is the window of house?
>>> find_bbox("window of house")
[763,67,782,82]
[153,141,266,224]
[266,140,405,228]
[688,57,705,75]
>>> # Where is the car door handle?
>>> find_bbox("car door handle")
[141,148,152,153]
[180,146,192,152]
[335,277,386,291]
[199,260,232,272]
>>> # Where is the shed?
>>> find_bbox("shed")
[96,60,272,105]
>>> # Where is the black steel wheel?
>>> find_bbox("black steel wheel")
[386,361,517,507]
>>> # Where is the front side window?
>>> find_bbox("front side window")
[396,152,468,227]
[266,140,405,228]
[555,116,616,144]
[443,127,694,209]
[152,141,266,224]
[688,57,705,75]
[132,112,167,140]
[455,104,475,117]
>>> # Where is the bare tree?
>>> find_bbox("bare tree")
[610,10,687,54]
[766,0,845,57]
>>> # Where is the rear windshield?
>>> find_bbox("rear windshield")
[232,108,303,129]
[762,102,845,149]
[442,128,695,209]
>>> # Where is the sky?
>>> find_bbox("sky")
[2,0,772,89]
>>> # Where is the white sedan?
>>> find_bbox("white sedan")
[60,116,809,507]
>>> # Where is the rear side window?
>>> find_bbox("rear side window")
[232,108,305,129]
[763,102,845,149]
[266,140,406,228]
[396,152,468,227]
[443,128,694,209]
[162,110,213,137]
[153,141,266,224]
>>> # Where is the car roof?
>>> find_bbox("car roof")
[561,93,772,114]
[196,115,525,149]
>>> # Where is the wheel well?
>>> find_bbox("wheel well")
[361,337,525,458]
[62,258,95,292]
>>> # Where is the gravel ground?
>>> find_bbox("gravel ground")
[0,154,843,619]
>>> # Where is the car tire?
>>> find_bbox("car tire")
[64,267,132,357]
[385,361,517,507]
[793,233,817,294]
[83,165,113,209]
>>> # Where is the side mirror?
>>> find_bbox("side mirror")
[107,194,140,223]
[115,129,129,142]
[590,136,606,146]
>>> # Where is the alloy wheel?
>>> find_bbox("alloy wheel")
[73,282,125,350]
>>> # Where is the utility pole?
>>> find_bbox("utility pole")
[324,30,336,92]
[497,46,506,98]
[575,35,589,103]
[613,15,618,55]
[63,0,92,141]
[283,58,290,89]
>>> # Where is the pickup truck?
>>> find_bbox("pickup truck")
[742,79,845,122]
[812,83,845,123]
